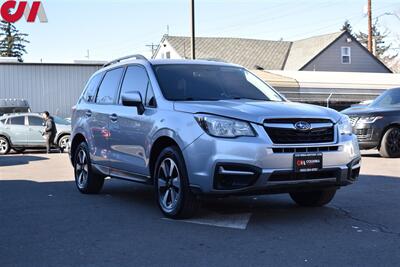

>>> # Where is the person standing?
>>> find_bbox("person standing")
[42,111,57,153]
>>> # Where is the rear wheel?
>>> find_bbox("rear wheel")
[379,127,400,158]
[290,189,336,207]
[154,146,199,219]
[0,136,10,155]
[74,142,105,194]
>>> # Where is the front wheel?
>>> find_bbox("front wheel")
[58,135,70,153]
[290,189,337,207]
[0,136,10,155]
[154,146,199,219]
[74,142,105,194]
[379,127,400,158]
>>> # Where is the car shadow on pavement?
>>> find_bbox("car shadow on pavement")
[1,174,399,228]
[0,155,49,167]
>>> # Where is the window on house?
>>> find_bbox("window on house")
[341,47,351,64]
[166,51,171,59]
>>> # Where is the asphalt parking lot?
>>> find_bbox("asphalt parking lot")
[0,151,399,267]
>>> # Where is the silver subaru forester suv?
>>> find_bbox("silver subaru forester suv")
[70,55,361,219]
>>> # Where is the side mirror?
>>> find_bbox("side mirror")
[121,92,145,115]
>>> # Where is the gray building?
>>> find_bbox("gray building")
[154,31,392,73]
[0,62,101,118]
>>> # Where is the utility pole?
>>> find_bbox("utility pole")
[367,0,373,53]
[146,43,158,57]
[190,0,196,59]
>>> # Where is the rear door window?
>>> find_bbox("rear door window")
[96,68,124,104]
[9,116,25,125]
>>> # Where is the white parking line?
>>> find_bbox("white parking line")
[163,212,252,230]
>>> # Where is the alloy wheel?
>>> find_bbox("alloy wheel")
[0,138,9,154]
[387,128,400,154]
[157,158,181,212]
[59,136,70,151]
[75,149,89,189]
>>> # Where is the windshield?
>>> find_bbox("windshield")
[153,64,284,102]
[54,116,71,125]
[371,88,400,108]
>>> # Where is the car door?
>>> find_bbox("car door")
[108,65,156,177]
[6,116,29,145]
[27,115,46,146]
[90,67,124,167]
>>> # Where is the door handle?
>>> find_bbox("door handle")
[109,114,118,122]
[85,110,92,117]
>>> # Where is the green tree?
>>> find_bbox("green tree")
[355,22,392,59]
[0,20,29,62]
[341,20,353,35]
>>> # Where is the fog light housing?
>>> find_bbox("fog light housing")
[213,164,261,190]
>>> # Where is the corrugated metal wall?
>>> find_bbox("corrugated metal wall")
[0,63,101,118]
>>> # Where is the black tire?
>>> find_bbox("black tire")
[154,146,199,219]
[290,189,337,207]
[73,142,105,194]
[13,148,26,154]
[0,136,10,155]
[379,127,400,158]
[58,135,70,153]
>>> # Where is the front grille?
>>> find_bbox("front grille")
[264,118,335,144]
[355,128,373,140]
[272,146,339,153]
[269,169,339,182]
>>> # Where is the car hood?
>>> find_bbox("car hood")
[342,106,400,116]
[174,100,341,124]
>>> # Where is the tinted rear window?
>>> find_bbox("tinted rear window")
[96,68,124,104]
[83,73,103,103]
[9,116,25,125]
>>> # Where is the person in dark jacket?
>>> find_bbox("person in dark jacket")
[42,111,57,153]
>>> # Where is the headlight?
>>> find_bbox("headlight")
[338,115,353,135]
[195,115,255,138]
[357,116,383,124]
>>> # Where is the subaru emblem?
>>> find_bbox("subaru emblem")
[294,121,311,131]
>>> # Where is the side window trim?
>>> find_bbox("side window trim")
[117,64,156,108]
[95,67,125,105]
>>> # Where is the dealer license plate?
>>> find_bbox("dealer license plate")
[293,153,323,173]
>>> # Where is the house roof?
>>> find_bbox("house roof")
[284,31,344,70]
[160,31,391,72]
[163,36,292,70]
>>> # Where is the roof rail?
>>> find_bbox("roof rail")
[103,54,148,68]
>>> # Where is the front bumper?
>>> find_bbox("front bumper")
[183,124,361,195]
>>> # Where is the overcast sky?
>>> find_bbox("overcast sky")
[14,0,400,63]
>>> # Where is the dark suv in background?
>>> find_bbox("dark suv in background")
[343,87,400,158]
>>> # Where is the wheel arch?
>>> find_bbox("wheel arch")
[149,136,181,181]
[70,133,87,163]
[0,133,12,146]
